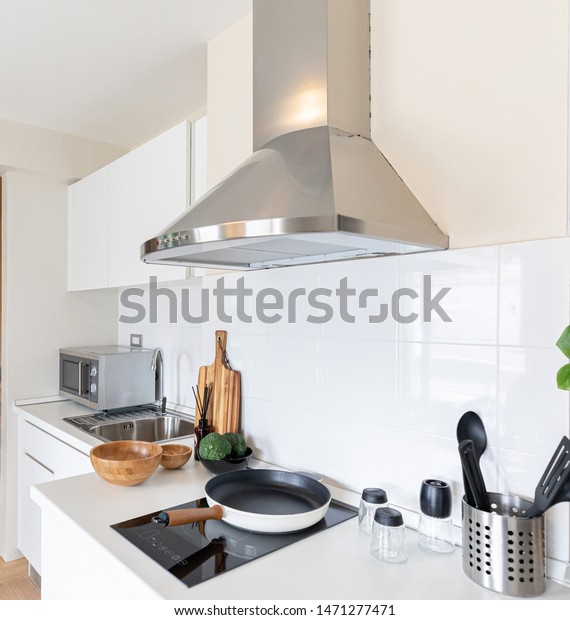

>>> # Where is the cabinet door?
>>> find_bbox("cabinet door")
[107,121,189,288]
[67,166,110,291]
[18,452,54,573]
[18,420,91,574]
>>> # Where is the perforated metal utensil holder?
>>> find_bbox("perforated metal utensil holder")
[462,493,545,597]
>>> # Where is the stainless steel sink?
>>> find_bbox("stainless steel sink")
[64,405,194,443]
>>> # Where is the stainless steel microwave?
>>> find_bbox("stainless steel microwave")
[59,345,155,411]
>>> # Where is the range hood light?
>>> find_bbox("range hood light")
[289,86,327,126]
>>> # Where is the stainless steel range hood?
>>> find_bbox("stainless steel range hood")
[142,0,448,270]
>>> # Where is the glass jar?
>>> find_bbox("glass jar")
[370,507,407,564]
[358,488,388,534]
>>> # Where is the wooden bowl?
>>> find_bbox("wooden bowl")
[160,444,192,469]
[90,440,163,486]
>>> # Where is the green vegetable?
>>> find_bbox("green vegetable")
[223,432,248,458]
[199,432,232,460]
[557,325,570,390]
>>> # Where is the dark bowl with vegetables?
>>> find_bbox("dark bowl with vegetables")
[199,432,253,475]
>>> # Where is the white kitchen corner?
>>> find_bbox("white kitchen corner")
[0,0,570,609]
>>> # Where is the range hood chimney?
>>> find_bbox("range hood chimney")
[142,0,448,270]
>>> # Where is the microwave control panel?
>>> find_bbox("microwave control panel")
[89,360,99,399]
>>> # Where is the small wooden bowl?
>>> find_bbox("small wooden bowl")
[90,440,163,486]
[160,444,192,469]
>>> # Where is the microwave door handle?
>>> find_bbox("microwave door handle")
[78,362,87,395]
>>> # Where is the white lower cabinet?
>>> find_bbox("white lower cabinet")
[18,420,92,574]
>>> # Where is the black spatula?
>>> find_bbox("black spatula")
[525,435,570,518]
[543,475,570,511]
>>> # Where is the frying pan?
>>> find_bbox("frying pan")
[152,469,331,533]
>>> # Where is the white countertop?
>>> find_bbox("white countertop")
[30,459,570,601]
[18,398,570,600]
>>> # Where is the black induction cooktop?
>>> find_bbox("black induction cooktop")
[111,498,357,589]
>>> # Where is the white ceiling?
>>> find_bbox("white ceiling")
[0,0,252,148]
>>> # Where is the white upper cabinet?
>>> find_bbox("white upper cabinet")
[67,165,110,291]
[107,122,189,288]
[68,121,191,291]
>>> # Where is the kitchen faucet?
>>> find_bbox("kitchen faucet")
[150,347,166,413]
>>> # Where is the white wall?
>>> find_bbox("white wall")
[370,0,569,247]
[0,117,126,181]
[1,172,119,561]
[206,13,253,188]
[0,102,130,561]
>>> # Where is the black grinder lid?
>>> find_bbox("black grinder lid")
[374,507,403,527]
[361,488,388,504]
[420,479,452,518]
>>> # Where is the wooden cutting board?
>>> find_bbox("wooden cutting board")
[197,331,240,434]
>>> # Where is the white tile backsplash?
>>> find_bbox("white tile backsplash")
[398,246,499,345]
[263,402,325,474]
[264,335,325,412]
[239,398,268,457]
[499,238,570,347]
[399,342,498,443]
[498,346,570,456]
[118,237,570,568]
[322,416,400,500]
[224,333,269,401]
[323,339,398,425]
[323,255,400,342]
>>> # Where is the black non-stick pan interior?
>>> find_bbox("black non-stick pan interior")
[205,470,331,516]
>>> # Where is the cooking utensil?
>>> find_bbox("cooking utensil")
[540,476,570,511]
[152,469,331,533]
[524,435,570,518]
[458,439,491,512]
[456,411,488,507]
[197,331,241,434]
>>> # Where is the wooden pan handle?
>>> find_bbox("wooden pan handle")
[153,505,224,527]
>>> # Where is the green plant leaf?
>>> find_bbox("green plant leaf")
[557,363,570,390]
[557,325,570,358]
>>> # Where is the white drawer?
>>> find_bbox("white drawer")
[20,420,91,479]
